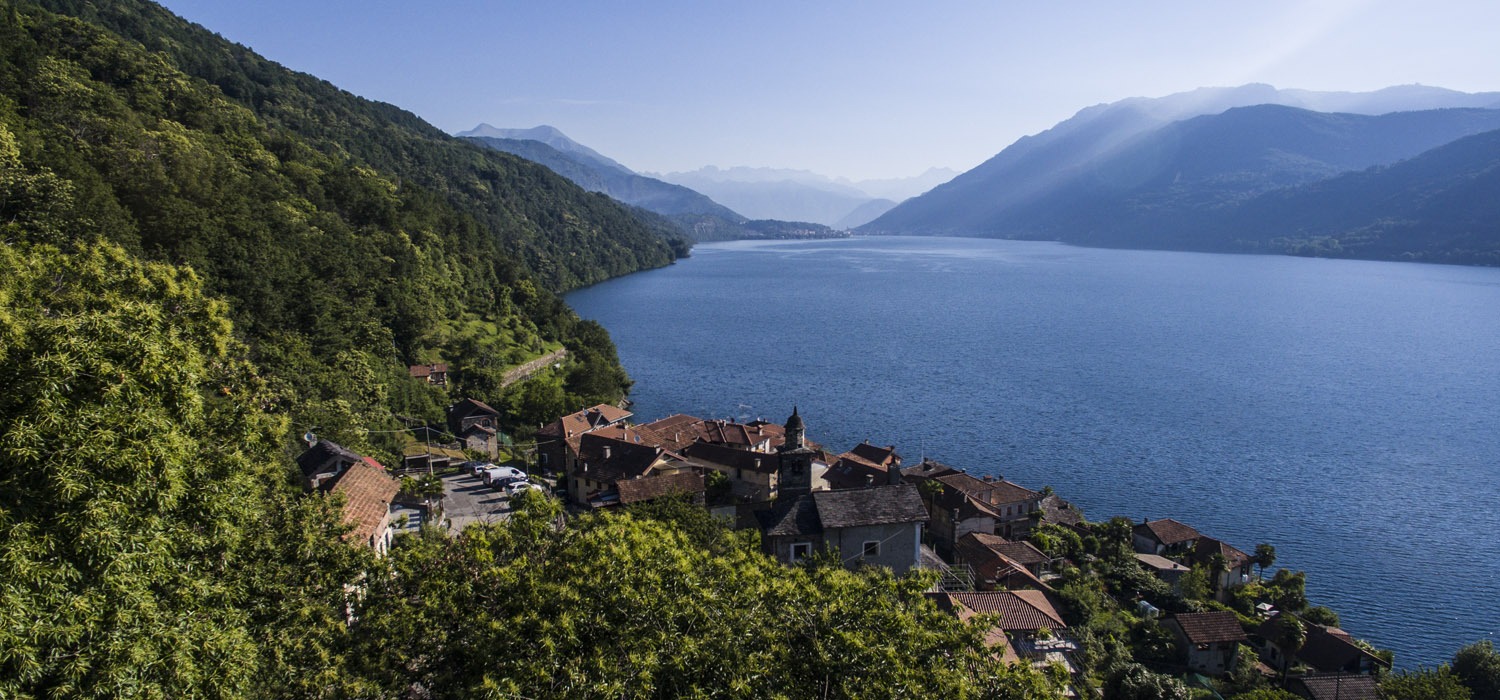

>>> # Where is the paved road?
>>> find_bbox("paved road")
[441,471,513,531]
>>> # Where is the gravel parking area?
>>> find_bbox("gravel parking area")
[440,471,513,531]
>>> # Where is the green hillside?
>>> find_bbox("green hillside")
[0,0,676,456]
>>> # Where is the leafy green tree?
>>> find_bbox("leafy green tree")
[1271,614,1306,680]
[1301,605,1340,628]
[345,495,1060,698]
[0,241,362,698]
[1253,543,1277,580]
[1104,662,1192,700]
[1453,640,1500,700]
[1380,667,1473,700]
[1229,689,1299,700]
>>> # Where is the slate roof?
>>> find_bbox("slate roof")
[1170,611,1247,645]
[1135,518,1201,547]
[1039,494,1084,527]
[756,494,822,536]
[1289,674,1378,700]
[812,483,928,529]
[1191,536,1251,568]
[331,458,400,547]
[943,591,1067,631]
[617,471,705,504]
[296,439,362,479]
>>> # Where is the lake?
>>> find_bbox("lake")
[566,236,1500,667]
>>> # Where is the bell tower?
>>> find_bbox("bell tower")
[777,406,814,497]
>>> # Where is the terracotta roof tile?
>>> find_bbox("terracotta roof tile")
[332,459,400,547]
[617,471,705,504]
[1290,674,1378,700]
[945,591,1067,631]
[1190,536,1251,568]
[1171,611,1247,645]
[1135,518,1201,547]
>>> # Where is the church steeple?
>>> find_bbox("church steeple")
[784,405,806,450]
[777,406,813,498]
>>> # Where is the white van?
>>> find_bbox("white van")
[483,466,526,486]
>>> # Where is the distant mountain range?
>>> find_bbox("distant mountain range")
[459,126,859,240]
[653,165,955,227]
[864,84,1500,265]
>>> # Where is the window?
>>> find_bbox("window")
[863,541,881,558]
[790,542,813,561]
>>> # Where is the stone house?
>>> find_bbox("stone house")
[953,532,1052,591]
[1190,535,1254,596]
[536,403,633,473]
[756,484,929,573]
[1165,611,1247,675]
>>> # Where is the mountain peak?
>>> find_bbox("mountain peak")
[456,123,631,174]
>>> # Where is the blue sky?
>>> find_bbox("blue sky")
[156,1,1500,180]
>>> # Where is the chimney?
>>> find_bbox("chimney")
[983,475,993,482]
[602,445,612,460]
[865,474,875,487]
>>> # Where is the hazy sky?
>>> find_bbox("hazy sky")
[155,1,1500,181]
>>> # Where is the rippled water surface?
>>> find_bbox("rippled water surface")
[566,237,1500,667]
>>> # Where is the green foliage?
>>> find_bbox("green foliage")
[1301,605,1340,628]
[1228,689,1299,700]
[1104,663,1192,700]
[0,241,362,698]
[1380,666,1474,700]
[1253,543,1276,579]
[344,497,1060,698]
[0,0,651,450]
[1453,640,1500,700]
[1028,523,1084,560]
[1269,569,1308,613]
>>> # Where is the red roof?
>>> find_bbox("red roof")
[944,591,1066,631]
[1135,518,1201,547]
[332,459,400,547]
[616,471,705,504]
[1171,611,1247,645]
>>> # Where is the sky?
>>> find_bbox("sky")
[155,1,1500,181]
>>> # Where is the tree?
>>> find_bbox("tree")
[344,495,1061,698]
[1208,552,1230,596]
[1272,614,1306,681]
[0,242,363,698]
[1104,663,1192,700]
[1380,667,1473,700]
[1453,640,1500,700]
[1301,605,1340,628]
[1253,543,1277,580]
[1229,690,1299,700]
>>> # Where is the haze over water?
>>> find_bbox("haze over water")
[567,236,1500,668]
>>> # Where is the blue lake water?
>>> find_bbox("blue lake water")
[566,236,1500,668]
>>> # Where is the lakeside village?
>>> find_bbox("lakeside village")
[300,370,1404,699]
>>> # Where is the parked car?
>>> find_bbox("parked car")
[469,462,494,477]
[505,481,539,498]
[482,466,525,485]
[491,476,525,491]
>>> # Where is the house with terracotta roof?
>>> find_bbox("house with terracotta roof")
[536,403,633,473]
[616,471,706,507]
[1133,518,1202,556]
[566,432,695,507]
[331,457,403,555]
[929,590,1080,684]
[1190,535,1254,596]
[953,532,1052,591]
[1165,610,1247,675]
[407,362,449,386]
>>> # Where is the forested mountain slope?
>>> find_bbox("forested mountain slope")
[1,0,675,456]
